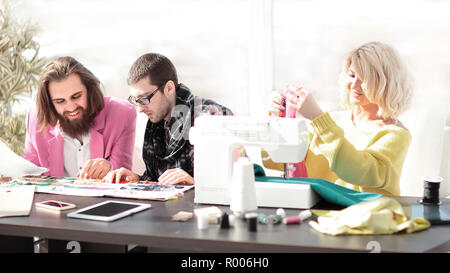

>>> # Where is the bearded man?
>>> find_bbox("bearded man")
[23,56,136,179]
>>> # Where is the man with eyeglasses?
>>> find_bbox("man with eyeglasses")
[103,53,233,185]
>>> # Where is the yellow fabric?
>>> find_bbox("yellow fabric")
[309,197,430,236]
[262,111,411,196]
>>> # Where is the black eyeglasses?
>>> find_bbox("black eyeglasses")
[128,82,166,106]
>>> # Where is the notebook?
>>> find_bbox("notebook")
[0,186,35,218]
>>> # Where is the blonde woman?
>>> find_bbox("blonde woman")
[267,41,412,196]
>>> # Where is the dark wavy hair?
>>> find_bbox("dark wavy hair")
[36,56,104,130]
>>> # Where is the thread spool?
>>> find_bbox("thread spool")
[299,210,312,221]
[419,176,443,205]
[196,212,209,230]
[246,212,258,232]
[276,208,286,218]
[257,213,267,224]
[230,158,258,217]
[268,215,282,225]
[283,215,301,225]
[258,214,282,225]
[220,212,230,229]
[279,86,309,179]
[228,214,236,227]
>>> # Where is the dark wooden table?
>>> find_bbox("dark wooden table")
[0,190,449,252]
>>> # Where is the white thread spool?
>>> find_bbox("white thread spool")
[196,211,209,230]
[276,208,286,218]
[299,210,312,221]
[230,157,258,217]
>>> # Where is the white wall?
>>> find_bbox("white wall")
[400,97,449,197]
[16,0,251,115]
[441,127,450,197]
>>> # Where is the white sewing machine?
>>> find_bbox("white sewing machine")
[189,115,320,209]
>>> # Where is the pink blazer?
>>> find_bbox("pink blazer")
[23,97,137,177]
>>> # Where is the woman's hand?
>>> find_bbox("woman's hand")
[158,168,194,185]
[285,86,324,120]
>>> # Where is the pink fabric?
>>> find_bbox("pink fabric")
[282,87,308,178]
[23,97,137,177]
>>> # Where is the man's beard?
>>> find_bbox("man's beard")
[58,106,95,139]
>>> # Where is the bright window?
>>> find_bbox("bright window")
[17,0,250,115]
[273,0,450,122]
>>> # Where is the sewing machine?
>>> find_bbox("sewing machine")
[189,115,320,209]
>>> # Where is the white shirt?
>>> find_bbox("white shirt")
[59,129,91,177]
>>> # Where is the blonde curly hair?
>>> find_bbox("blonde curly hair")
[340,42,413,120]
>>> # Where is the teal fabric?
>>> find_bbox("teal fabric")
[253,164,382,207]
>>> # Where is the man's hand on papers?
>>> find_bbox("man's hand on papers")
[77,158,112,179]
[102,167,139,184]
[158,168,194,185]
[0,174,12,183]
[102,167,194,185]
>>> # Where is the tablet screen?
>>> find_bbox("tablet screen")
[81,202,141,217]
[68,201,151,221]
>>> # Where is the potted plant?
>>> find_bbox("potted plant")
[0,0,45,155]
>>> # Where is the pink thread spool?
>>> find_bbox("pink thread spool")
[282,86,308,178]
[283,215,301,225]
[283,87,298,120]
[282,210,312,225]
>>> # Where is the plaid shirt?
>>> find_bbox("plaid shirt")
[140,83,233,181]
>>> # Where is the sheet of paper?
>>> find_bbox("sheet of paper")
[9,176,194,201]
[106,185,194,201]
[0,185,35,218]
[0,140,48,178]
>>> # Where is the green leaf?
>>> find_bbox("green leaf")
[0,0,44,155]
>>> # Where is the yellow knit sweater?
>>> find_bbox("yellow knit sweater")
[262,111,412,196]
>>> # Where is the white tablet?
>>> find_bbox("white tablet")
[67,200,151,222]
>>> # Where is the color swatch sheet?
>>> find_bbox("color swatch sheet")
[2,176,194,201]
